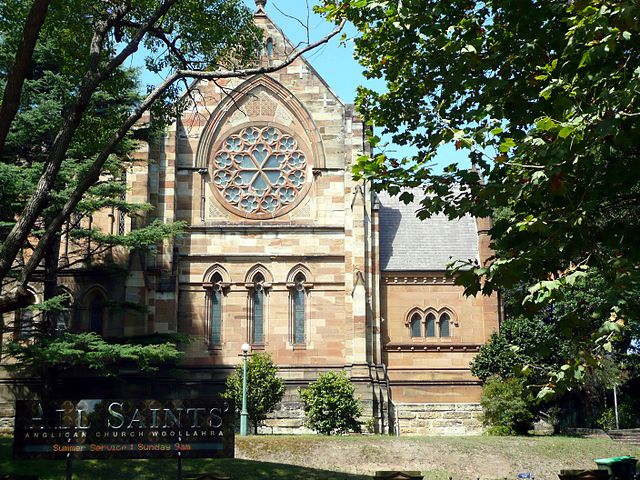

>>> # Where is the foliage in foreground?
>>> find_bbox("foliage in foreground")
[481,376,534,435]
[299,371,362,435]
[5,332,183,374]
[223,352,285,432]
[320,0,640,397]
[471,274,640,430]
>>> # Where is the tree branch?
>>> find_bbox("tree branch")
[2,17,345,313]
[0,0,51,157]
[0,0,178,284]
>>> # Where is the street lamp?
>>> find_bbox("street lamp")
[240,342,251,436]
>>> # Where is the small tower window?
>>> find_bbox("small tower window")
[266,38,274,58]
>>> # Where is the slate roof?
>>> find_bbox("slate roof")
[377,189,480,271]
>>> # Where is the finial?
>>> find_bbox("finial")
[255,0,267,15]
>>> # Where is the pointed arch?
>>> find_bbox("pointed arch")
[286,263,313,284]
[403,307,423,326]
[15,288,38,339]
[437,306,457,338]
[203,263,230,286]
[196,75,326,169]
[246,266,271,345]
[437,306,458,326]
[244,264,274,285]
[403,307,422,338]
[286,264,312,346]
[202,265,229,346]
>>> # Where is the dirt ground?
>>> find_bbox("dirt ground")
[236,435,640,480]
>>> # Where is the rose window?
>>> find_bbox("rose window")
[211,126,310,218]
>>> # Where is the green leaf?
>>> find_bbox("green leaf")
[535,117,556,131]
[499,138,517,152]
[558,125,575,138]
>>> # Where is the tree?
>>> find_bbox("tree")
[0,25,184,338]
[223,352,285,433]
[471,276,624,429]
[298,371,362,435]
[0,0,345,314]
[319,0,640,396]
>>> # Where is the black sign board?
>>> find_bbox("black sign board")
[13,398,234,460]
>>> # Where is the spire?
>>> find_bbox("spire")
[255,0,267,14]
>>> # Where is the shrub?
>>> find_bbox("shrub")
[597,403,640,430]
[481,376,533,435]
[223,352,284,433]
[299,371,362,435]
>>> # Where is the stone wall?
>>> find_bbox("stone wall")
[394,403,483,436]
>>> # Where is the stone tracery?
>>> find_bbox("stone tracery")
[211,126,308,218]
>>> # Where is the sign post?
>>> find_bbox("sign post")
[13,397,235,477]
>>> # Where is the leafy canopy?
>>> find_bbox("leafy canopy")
[319,0,640,395]
[0,0,263,313]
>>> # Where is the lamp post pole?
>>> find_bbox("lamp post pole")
[240,343,251,436]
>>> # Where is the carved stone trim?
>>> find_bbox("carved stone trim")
[384,343,481,353]
[383,276,455,285]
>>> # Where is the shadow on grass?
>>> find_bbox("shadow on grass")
[0,439,370,480]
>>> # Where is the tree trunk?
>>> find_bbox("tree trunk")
[0,286,32,314]
[42,231,61,336]
[0,0,51,156]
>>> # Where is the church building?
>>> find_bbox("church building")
[1,0,499,435]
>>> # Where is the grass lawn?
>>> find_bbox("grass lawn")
[1,435,638,480]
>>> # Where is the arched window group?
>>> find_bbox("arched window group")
[13,287,107,339]
[203,265,311,348]
[408,309,454,338]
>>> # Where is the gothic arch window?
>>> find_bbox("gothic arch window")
[207,272,224,345]
[409,312,421,338]
[84,288,108,336]
[210,125,312,219]
[290,272,306,345]
[425,312,437,337]
[15,289,37,340]
[440,311,451,337]
[250,272,266,345]
[55,288,73,334]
